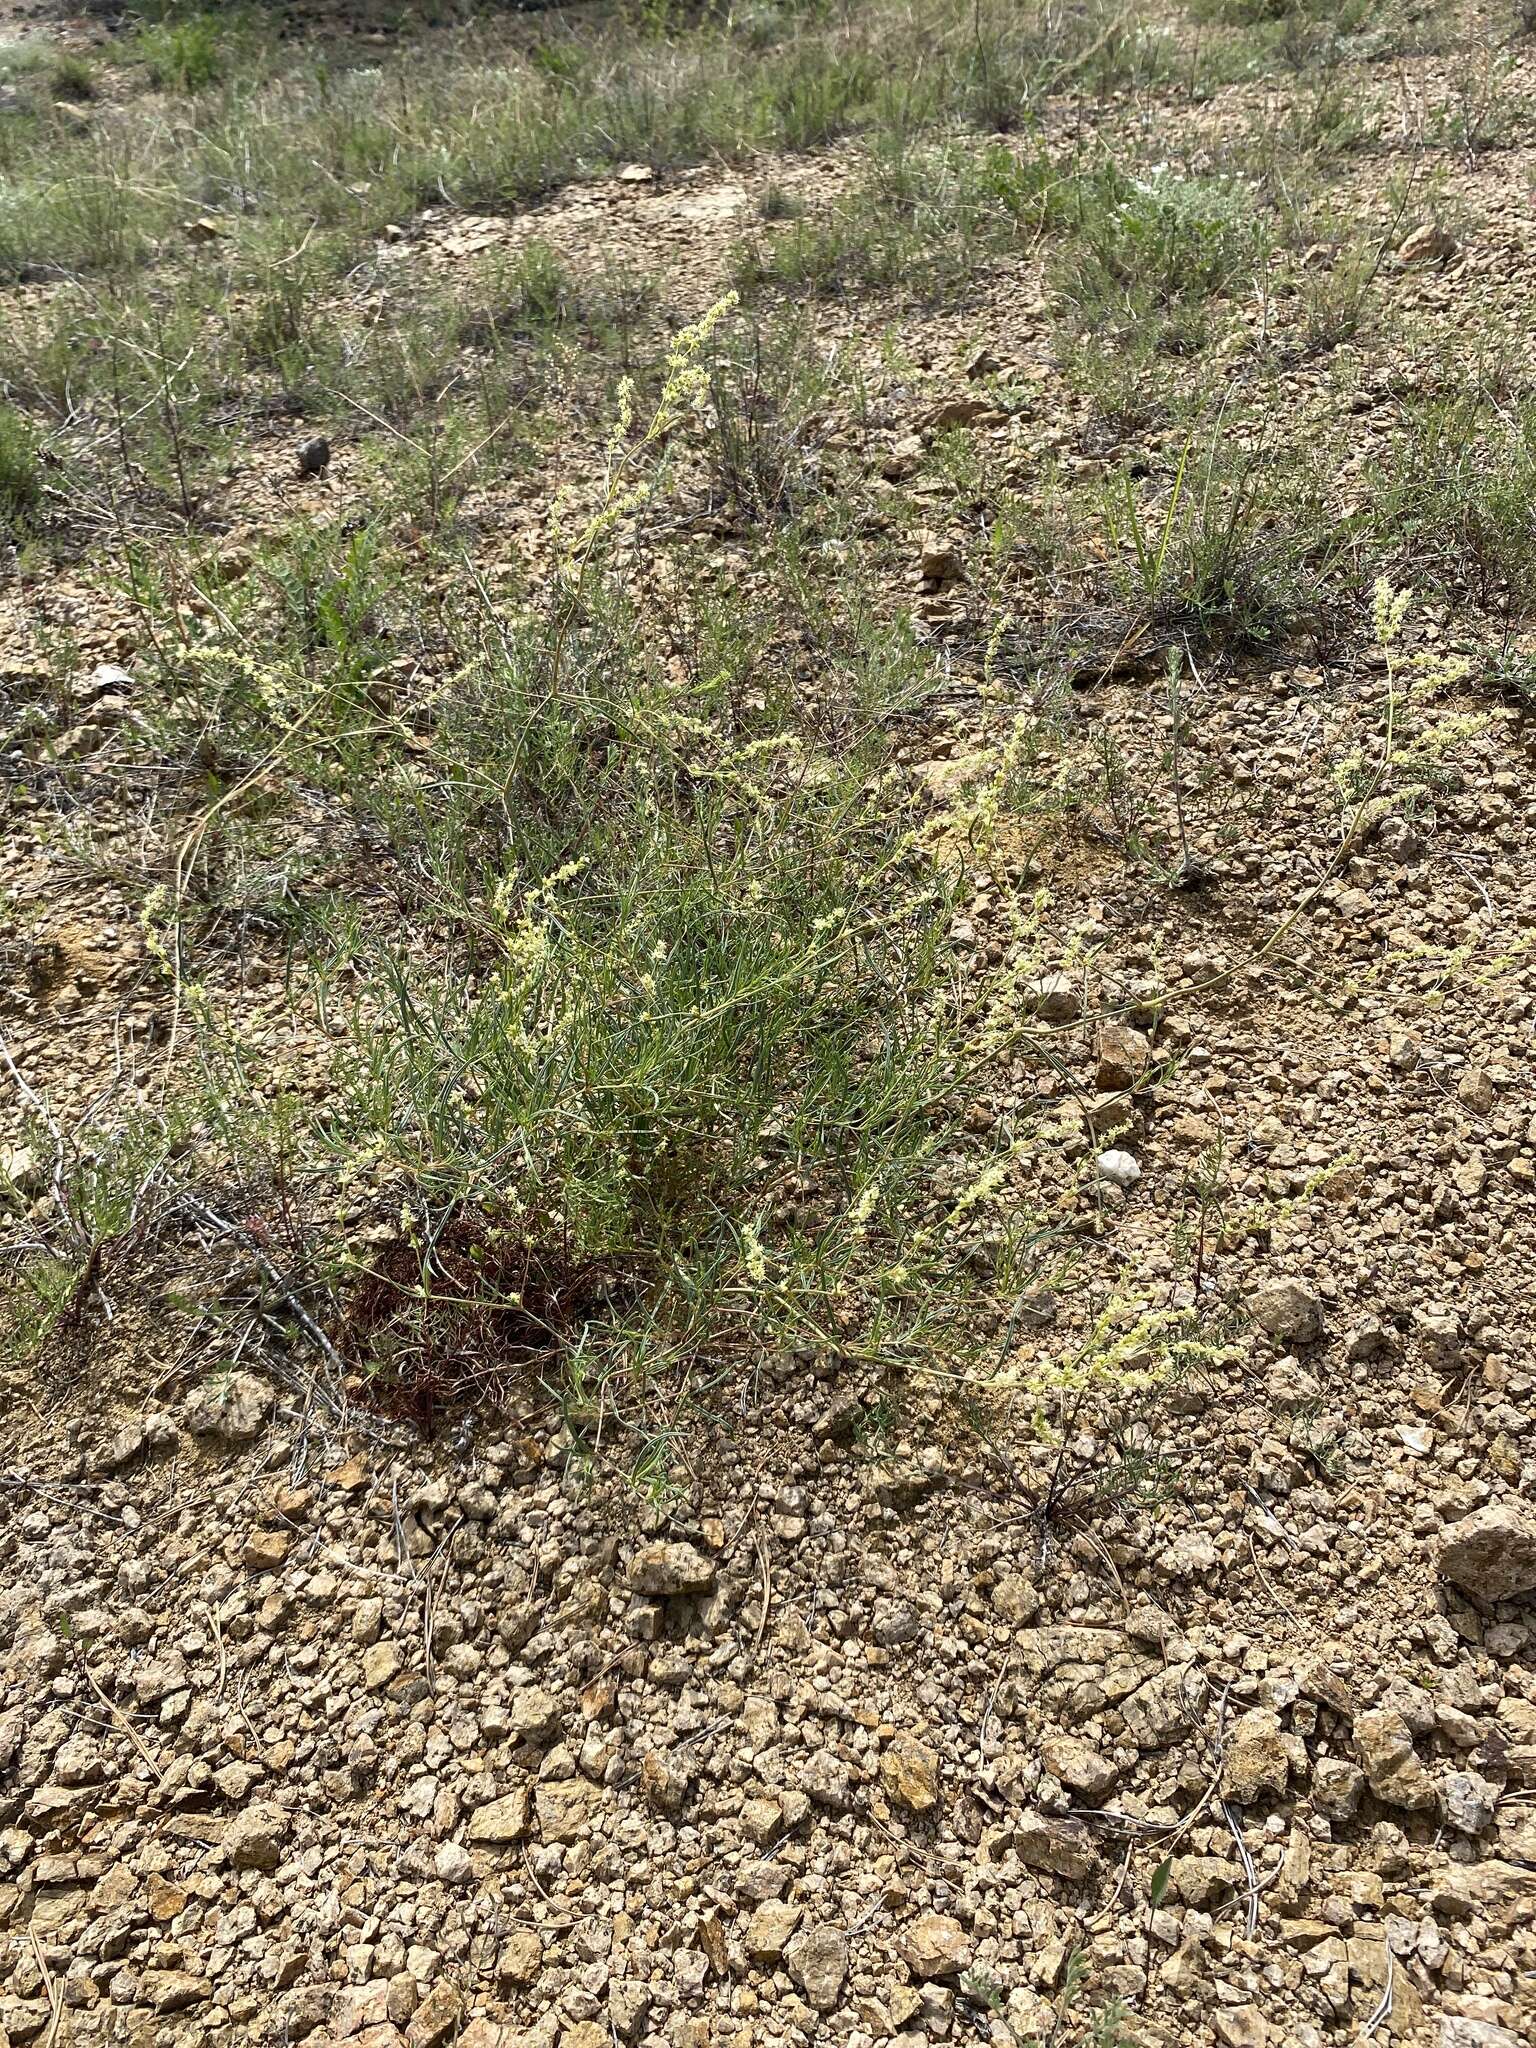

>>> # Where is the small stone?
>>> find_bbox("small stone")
[1039,1734,1116,1802]
[1214,2009,1268,2048]
[1438,1503,1536,1603]
[1443,1770,1498,1836]
[404,1981,463,2048]
[880,1733,939,1813]
[1247,1277,1324,1344]
[1312,1758,1365,1821]
[1096,1148,1141,1189]
[625,1542,715,1595]
[1398,223,1457,266]
[745,1899,802,1961]
[182,1372,274,1442]
[1222,1709,1292,1804]
[468,1789,531,1845]
[786,1924,847,2011]
[1354,1710,1438,1811]
[902,1909,971,1978]
[1014,1812,1100,1879]
[434,1841,473,1885]
[224,1802,290,1873]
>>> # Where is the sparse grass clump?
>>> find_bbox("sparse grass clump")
[737,136,1068,299]
[49,51,97,101]
[134,11,228,94]
[1378,395,1536,617]
[1052,169,1265,349]
[10,308,1059,1417]
[0,405,43,535]
[1103,431,1335,654]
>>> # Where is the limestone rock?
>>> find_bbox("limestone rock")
[625,1542,716,1595]
[902,1909,971,1979]
[1014,1811,1100,1879]
[880,1733,939,1813]
[786,1924,847,2011]
[1222,1709,1293,1804]
[1354,1709,1438,1811]
[1247,1278,1323,1344]
[1438,1503,1536,1603]
[468,1789,530,1845]
[182,1372,274,1442]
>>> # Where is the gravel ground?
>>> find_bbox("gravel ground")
[4,11,1536,2048]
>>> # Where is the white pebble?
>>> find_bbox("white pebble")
[1096,1149,1141,1189]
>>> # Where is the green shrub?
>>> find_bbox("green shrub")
[1378,396,1536,616]
[1052,170,1266,345]
[739,137,1066,299]
[137,13,225,94]
[0,406,43,535]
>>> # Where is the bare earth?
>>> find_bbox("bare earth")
[2,8,1535,2048]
